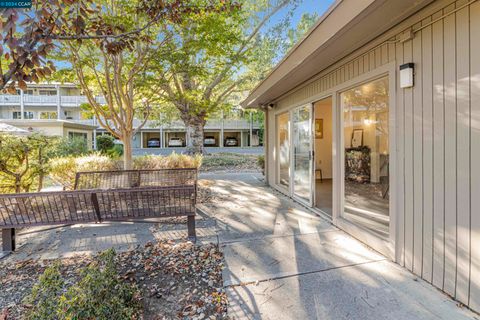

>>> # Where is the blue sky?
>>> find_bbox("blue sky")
[276,0,334,26]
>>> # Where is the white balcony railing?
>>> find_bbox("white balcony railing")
[24,94,57,104]
[0,94,106,107]
[0,95,21,104]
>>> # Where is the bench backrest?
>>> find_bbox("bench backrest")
[74,168,198,190]
[0,185,195,228]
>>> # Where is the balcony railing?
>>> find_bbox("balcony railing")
[0,94,106,106]
[0,95,21,104]
[71,118,261,130]
[24,95,57,104]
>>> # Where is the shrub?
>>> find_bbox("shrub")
[49,154,120,190]
[55,136,89,157]
[96,135,115,154]
[133,152,202,170]
[106,143,124,158]
[201,152,256,169]
[23,249,141,320]
[257,155,265,170]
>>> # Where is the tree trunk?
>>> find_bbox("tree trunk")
[15,176,21,193]
[185,117,205,154]
[123,134,133,170]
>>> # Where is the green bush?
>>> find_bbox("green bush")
[106,143,124,158]
[96,135,115,154]
[257,155,265,170]
[55,137,89,157]
[201,152,255,169]
[49,154,121,190]
[133,152,202,169]
[24,249,141,320]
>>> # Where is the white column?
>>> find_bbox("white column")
[93,129,97,150]
[140,131,144,149]
[20,89,24,119]
[220,110,224,147]
[249,112,253,147]
[56,84,61,120]
[160,126,164,148]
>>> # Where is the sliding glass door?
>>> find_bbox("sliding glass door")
[292,105,313,203]
[341,76,390,237]
[277,112,290,187]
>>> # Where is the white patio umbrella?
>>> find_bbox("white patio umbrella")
[0,122,32,136]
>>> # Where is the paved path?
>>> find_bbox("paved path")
[200,173,476,320]
[3,172,478,319]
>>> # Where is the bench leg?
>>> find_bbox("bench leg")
[2,228,15,252]
[187,215,196,243]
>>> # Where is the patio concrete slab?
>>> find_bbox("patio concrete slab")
[227,260,475,320]
[7,221,158,261]
[222,230,385,286]
[200,172,335,243]
[208,172,477,319]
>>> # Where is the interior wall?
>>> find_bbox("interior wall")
[267,0,480,312]
[314,97,333,179]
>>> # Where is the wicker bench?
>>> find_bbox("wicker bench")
[1,168,198,252]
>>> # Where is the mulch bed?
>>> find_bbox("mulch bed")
[0,240,228,320]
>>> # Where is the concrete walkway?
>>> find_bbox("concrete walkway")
[200,172,476,320]
[2,172,478,319]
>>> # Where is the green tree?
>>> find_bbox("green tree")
[57,0,239,168]
[148,0,297,154]
[0,134,57,193]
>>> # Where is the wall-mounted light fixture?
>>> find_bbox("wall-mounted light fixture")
[400,63,414,88]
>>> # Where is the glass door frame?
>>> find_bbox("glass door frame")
[310,95,335,219]
[334,63,397,260]
[290,104,314,207]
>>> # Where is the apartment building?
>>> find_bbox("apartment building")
[0,83,262,149]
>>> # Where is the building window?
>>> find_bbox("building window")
[68,132,88,141]
[25,90,34,95]
[64,111,74,119]
[40,112,58,119]
[12,111,34,119]
[39,90,57,96]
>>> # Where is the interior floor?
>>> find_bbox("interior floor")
[314,178,389,238]
[315,179,333,217]
[344,181,389,238]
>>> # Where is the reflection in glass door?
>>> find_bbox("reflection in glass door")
[341,76,390,238]
[292,105,312,203]
[277,112,290,187]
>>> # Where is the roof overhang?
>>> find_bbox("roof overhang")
[3,120,97,130]
[242,0,435,109]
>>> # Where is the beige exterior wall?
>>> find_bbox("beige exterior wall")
[266,0,480,312]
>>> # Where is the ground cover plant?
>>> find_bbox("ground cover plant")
[0,241,227,319]
[23,249,141,320]
[201,152,260,172]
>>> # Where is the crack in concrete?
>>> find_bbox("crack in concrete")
[224,258,387,288]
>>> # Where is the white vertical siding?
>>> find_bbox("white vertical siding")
[267,0,480,312]
[469,1,480,311]
[431,9,446,290]
[421,16,434,283]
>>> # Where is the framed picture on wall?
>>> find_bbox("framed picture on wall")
[315,119,323,139]
[351,129,363,147]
